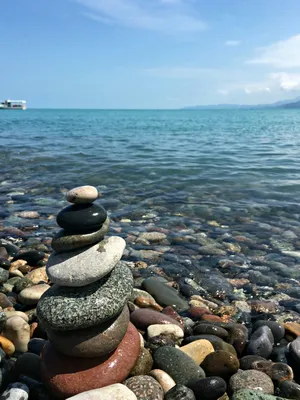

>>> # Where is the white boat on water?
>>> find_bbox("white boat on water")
[0,100,26,110]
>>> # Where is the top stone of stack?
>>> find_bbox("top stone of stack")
[66,185,99,204]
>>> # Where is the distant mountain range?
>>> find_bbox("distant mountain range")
[183,96,300,110]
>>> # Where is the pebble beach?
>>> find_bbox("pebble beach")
[1,109,300,399]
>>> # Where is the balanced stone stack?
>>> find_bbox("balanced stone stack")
[36,186,140,399]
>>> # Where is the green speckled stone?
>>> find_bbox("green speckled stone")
[231,390,288,400]
[37,262,133,331]
[153,346,205,386]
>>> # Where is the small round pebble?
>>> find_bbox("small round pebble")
[149,369,176,394]
[252,321,285,343]
[165,385,196,400]
[188,377,227,400]
[0,382,29,400]
[124,376,164,400]
[201,350,239,380]
[240,355,267,370]
[129,348,153,376]
[229,370,274,394]
[66,185,98,204]
[0,267,9,284]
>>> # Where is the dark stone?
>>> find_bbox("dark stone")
[165,385,196,400]
[129,348,153,376]
[247,326,274,358]
[51,217,110,253]
[289,337,300,367]
[142,278,188,311]
[37,262,133,330]
[0,268,9,284]
[45,305,130,358]
[227,324,248,356]
[19,375,52,400]
[0,311,7,331]
[56,203,107,233]
[0,258,10,270]
[193,323,228,339]
[15,353,41,380]
[28,339,47,356]
[0,247,8,259]
[271,345,289,364]
[240,355,267,370]
[201,350,239,380]
[153,346,205,386]
[278,380,300,400]
[146,335,177,352]
[12,250,45,266]
[14,278,34,293]
[252,321,285,343]
[0,241,19,257]
[184,334,223,346]
[194,273,234,300]
[187,377,227,400]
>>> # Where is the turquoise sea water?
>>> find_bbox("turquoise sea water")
[1,108,300,238]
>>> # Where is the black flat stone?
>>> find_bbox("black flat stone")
[12,250,45,266]
[187,377,227,400]
[56,203,107,233]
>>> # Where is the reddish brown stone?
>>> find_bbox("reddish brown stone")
[130,309,181,331]
[161,306,185,328]
[201,314,223,322]
[41,322,140,399]
[188,306,211,320]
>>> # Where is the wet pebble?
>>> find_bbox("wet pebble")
[187,376,227,400]
[278,380,300,400]
[229,370,274,394]
[247,326,274,358]
[12,250,45,266]
[201,350,239,380]
[193,323,228,339]
[252,321,285,343]
[129,348,153,376]
[165,385,196,400]
[153,346,205,386]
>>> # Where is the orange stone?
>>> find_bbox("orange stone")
[284,322,300,337]
[41,323,140,399]
[201,314,223,322]
[0,335,15,356]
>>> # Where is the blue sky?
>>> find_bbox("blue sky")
[2,0,300,108]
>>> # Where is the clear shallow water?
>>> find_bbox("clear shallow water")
[1,109,300,214]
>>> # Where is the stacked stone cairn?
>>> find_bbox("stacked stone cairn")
[36,186,140,399]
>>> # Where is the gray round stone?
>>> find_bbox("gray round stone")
[47,236,126,287]
[51,217,110,253]
[229,370,274,394]
[37,262,133,331]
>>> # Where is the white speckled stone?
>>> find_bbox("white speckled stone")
[147,324,184,340]
[37,262,133,331]
[66,186,99,204]
[0,383,29,400]
[66,384,137,400]
[47,237,126,287]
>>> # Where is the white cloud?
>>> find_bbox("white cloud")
[76,0,207,33]
[269,72,300,91]
[247,34,300,68]
[144,67,218,79]
[219,71,300,96]
[225,40,241,46]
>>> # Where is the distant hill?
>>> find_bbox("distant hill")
[282,100,300,109]
[183,96,300,110]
